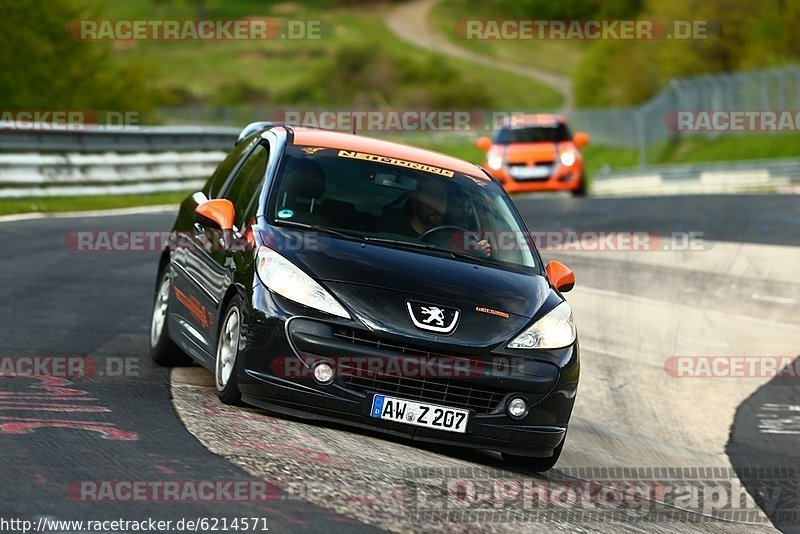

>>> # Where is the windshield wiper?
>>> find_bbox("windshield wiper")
[364,237,490,266]
[274,220,365,241]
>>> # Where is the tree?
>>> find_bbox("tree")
[0,0,162,112]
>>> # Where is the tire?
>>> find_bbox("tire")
[502,433,566,472]
[150,267,193,367]
[214,298,244,405]
[571,174,587,197]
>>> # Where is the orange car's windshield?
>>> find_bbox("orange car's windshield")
[495,124,572,144]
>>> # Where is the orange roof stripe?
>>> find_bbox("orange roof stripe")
[292,129,487,179]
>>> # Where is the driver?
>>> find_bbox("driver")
[406,177,447,236]
[393,177,491,256]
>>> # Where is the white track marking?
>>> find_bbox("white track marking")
[0,204,177,223]
[751,293,797,305]
[757,404,800,435]
[577,286,799,328]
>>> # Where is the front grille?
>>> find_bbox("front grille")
[333,327,452,359]
[507,161,555,167]
[334,328,508,414]
[343,372,506,414]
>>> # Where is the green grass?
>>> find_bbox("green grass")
[581,144,640,175]
[655,133,800,165]
[580,132,800,175]
[97,1,563,112]
[430,0,586,77]
[0,192,186,215]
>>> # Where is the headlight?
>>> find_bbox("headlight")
[487,148,505,170]
[256,246,350,319]
[559,150,577,167]
[507,302,576,349]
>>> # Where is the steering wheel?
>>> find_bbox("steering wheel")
[418,225,468,243]
[418,225,492,257]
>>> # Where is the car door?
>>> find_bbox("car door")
[169,135,261,355]
[179,142,270,354]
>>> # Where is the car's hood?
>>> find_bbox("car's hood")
[501,141,573,164]
[262,228,553,344]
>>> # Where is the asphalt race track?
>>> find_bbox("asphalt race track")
[0,194,798,532]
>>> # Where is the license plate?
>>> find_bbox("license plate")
[369,394,469,433]
[510,166,551,179]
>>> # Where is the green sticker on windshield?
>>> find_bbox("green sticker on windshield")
[277,209,294,219]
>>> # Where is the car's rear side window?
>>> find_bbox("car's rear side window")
[204,135,260,199]
[224,144,269,227]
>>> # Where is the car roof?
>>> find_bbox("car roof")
[290,128,488,179]
[499,114,566,129]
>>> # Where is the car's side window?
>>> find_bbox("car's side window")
[204,135,259,199]
[223,144,269,227]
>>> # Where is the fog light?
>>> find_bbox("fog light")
[507,397,528,419]
[313,361,335,385]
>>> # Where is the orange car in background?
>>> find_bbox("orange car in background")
[477,115,590,196]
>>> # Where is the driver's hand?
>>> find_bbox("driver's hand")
[477,239,492,256]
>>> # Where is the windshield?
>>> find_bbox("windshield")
[494,124,572,144]
[268,145,539,271]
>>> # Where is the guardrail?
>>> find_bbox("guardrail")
[0,126,237,198]
[0,126,238,153]
[1,125,799,199]
[592,159,800,196]
[0,151,228,198]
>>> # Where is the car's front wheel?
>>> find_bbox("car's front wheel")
[215,299,244,405]
[502,433,566,472]
[571,174,587,197]
[150,268,193,367]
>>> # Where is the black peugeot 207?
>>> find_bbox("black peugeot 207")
[150,122,579,471]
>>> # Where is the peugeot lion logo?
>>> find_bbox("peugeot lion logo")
[406,301,460,334]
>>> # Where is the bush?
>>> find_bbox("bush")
[0,0,165,113]
[574,0,800,107]
[281,40,490,109]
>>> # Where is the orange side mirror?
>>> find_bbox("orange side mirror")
[476,136,492,152]
[195,199,235,231]
[546,260,575,292]
[572,131,590,148]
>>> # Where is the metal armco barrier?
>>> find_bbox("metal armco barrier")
[0,126,237,198]
[1,124,798,199]
[0,151,227,198]
[592,159,800,196]
[0,126,238,153]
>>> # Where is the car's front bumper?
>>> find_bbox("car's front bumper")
[237,289,579,457]
[486,163,583,194]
